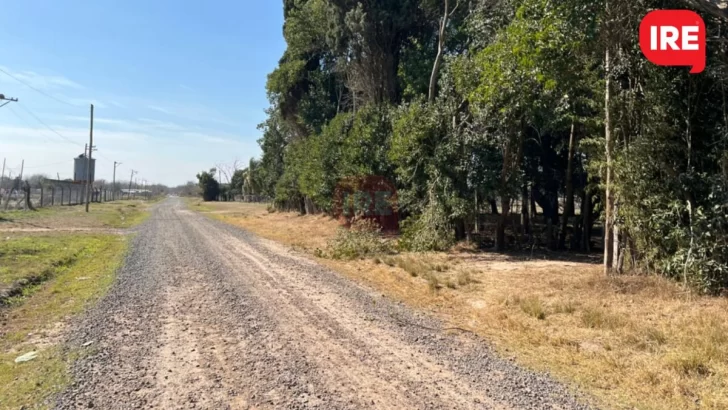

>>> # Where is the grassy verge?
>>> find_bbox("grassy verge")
[0,233,128,409]
[0,199,154,231]
[0,235,91,301]
[191,201,728,410]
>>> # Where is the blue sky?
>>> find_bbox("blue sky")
[0,0,285,186]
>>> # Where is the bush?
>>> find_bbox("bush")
[325,218,393,260]
[399,200,454,252]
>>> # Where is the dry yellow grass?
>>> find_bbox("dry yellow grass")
[192,200,728,410]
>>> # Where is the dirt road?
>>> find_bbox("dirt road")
[55,199,592,410]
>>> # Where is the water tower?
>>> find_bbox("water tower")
[73,153,96,182]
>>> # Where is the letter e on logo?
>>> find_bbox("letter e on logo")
[639,10,706,74]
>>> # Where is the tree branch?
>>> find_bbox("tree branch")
[684,0,728,21]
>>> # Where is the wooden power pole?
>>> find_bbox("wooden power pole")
[113,161,122,201]
[127,169,137,200]
[85,104,94,213]
[0,158,5,195]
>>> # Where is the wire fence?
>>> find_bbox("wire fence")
[1,185,145,211]
[0,157,154,211]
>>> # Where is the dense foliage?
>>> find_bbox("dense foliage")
[258,0,728,293]
[196,169,221,202]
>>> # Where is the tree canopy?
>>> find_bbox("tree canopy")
[255,0,728,293]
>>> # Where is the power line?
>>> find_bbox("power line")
[15,102,84,147]
[0,67,77,107]
[22,160,74,169]
[6,106,50,144]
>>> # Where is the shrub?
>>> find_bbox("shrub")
[399,200,454,252]
[326,218,393,260]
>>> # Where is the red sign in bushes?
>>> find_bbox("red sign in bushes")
[332,176,399,232]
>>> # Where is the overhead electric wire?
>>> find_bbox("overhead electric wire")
[7,105,52,144]
[22,159,74,169]
[15,102,84,148]
[0,66,78,107]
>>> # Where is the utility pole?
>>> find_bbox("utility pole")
[0,94,18,109]
[127,170,137,200]
[0,158,5,196]
[85,104,94,213]
[113,161,122,201]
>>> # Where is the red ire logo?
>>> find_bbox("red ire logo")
[639,10,706,74]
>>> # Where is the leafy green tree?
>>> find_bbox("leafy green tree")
[196,169,220,202]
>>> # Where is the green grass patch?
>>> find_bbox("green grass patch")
[0,236,89,289]
[0,207,55,222]
[0,234,127,409]
[0,199,153,230]
[91,203,150,228]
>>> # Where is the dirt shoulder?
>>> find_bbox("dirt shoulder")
[191,199,728,410]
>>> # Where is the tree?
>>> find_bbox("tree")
[196,169,220,202]
[253,0,728,292]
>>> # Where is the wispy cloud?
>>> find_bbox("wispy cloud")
[0,65,83,90]
[57,115,127,126]
[64,98,107,109]
[204,136,239,144]
[137,118,185,131]
[147,105,175,115]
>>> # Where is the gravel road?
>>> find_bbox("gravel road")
[55,198,593,410]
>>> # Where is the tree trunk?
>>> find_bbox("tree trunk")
[23,181,36,211]
[604,45,615,274]
[496,197,509,251]
[488,198,499,214]
[474,190,480,234]
[521,182,530,240]
[581,189,592,252]
[559,122,577,250]
[496,129,525,251]
[428,0,449,103]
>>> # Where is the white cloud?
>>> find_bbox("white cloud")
[147,105,175,115]
[137,118,185,131]
[57,115,128,126]
[204,137,238,144]
[65,98,107,109]
[0,66,83,90]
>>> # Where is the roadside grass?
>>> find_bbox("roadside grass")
[185,198,217,213]
[0,199,154,231]
[0,235,89,294]
[192,201,728,410]
[0,233,127,409]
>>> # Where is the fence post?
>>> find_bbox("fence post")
[40,186,44,208]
